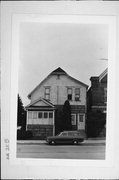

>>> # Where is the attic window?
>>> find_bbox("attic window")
[57,75,60,79]
[44,87,50,100]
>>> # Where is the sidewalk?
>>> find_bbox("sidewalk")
[17,140,46,144]
[17,139,105,145]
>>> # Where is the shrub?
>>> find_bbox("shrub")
[17,130,33,140]
[87,111,106,137]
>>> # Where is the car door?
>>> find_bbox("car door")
[57,132,68,144]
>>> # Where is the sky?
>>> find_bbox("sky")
[19,23,108,106]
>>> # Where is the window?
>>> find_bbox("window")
[38,112,42,119]
[59,132,67,136]
[44,112,48,118]
[75,88,80,101]
[79,114,83,122]
[104,88,107,103]
[49,112,53,119]
[33,112,37,119]
[67,88,72,100]
[57,75,60,79]
[28,112,32,119]
[71,114,76,125]
[45,87,50,100]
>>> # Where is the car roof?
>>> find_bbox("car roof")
[62,131,78,133]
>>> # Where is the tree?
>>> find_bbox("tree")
[62,100,72,131]
[17,94,26,130]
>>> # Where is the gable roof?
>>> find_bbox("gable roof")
[99,68,108,82]
[28,67,88,99]
[51,67,67,75]
[25,97,55,109]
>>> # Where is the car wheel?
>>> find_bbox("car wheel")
[73,140,78,145]
[49,140,56,145]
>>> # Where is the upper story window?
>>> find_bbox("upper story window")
[104,87,107,103]
[67,88,72,101]
[44,87,50,100]
[75,88,80,101]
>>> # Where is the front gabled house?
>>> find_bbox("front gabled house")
[25,67,88,139]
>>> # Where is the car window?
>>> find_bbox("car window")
[67,132,80,136]
[68,132,73,136]
[58,132,67,136]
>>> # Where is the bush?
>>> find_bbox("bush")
[87,111,106,138]
[87,119,106,137]
[17,130,33,140]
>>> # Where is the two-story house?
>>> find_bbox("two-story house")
[25,67,88,139]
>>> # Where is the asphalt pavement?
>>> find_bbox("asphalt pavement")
[17,139,105,159]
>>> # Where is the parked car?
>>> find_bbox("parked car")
[46,131,86,145]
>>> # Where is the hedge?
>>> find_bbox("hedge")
[17,130,33,140]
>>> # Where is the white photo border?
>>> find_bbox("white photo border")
[1,2,119,179]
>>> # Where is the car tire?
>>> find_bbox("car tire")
[49,140,56,145]
[73,140,78,145]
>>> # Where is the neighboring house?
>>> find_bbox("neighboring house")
[87,68,107,137]
[25,67,88,139]
[87,68,107,113]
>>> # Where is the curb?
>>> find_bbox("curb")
[17,140,46,144]
[17,139,105,144]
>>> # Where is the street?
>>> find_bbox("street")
[17,139,105,159]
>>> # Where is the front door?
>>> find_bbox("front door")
[77,114,85,130]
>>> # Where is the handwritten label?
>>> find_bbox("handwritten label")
[4,139,10,160]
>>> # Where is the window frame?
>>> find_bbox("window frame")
[75,88,80,101]
[33,111,37,119]
[38,112,43,119]
[44,87,50,100]
[49,112,53,119]
[104,87,107,103]
[71,114,76,125]
[44,112,48,119]
[28,111,32,119]
[67,87,73,101]
[79,114,84,122]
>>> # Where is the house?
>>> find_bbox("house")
[87,68,107,113]
[87,68,107,137]
[25,67,88,139]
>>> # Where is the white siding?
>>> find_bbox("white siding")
[30,75,87,106]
